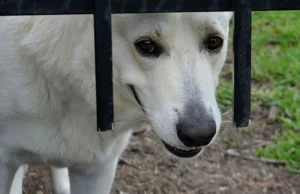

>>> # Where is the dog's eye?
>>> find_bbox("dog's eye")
[206,36,223,51]
[135,39,161,57]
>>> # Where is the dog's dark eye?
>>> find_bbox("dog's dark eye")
[206,36,223,51]
[135,39,161,57]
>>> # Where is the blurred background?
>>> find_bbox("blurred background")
[23,11,300,194]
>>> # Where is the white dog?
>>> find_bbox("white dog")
[0,12,232,194]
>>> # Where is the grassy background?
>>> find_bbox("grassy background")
[217,11,300,173]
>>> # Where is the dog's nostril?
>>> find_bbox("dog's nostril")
[176,119,216,147]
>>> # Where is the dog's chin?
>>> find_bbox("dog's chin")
[161,140,202,158]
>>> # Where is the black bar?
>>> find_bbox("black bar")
[111,0,300,13]
[233,0,252,128]
[111,0,233,13]
[252,0,300,11]
[94,0,114,131]
[0,0,94,15]
[0,0,299,16]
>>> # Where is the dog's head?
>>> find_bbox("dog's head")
[112,12,232,158]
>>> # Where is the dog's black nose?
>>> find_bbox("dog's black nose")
[176,116,216,147]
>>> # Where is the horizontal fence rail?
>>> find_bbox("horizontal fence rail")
[0,0,299,15]
[0,0,299,131]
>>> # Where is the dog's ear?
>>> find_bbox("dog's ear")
[217,12,233,26]
[227,12,233,20]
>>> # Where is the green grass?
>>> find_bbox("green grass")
[217,11,300,173]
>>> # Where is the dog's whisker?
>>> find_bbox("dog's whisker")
[122,85,155,114]
[128,118,149,125]
[221,109,232,115]
[117,107,157,123]
[221,120,232,124]
[217,85,232,92]
[117,111,148,119]
[112,78,157,119]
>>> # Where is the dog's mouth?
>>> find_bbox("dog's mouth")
[161,140,202,158]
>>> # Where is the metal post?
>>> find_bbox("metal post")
[94,0,114,131]
[233,0,252,127]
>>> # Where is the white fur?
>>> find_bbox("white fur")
[0,12,232,194]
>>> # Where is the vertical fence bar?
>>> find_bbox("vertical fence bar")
[233,0,252,127]
[94,0,114,131]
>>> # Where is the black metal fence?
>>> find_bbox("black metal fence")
[1,0,299,131]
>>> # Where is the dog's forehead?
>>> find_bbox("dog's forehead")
[187,12,231,24]
[112,13,168,28]
[112,12,231,31]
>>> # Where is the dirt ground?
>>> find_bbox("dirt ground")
[22,112,300,194]
[22,48,300,194]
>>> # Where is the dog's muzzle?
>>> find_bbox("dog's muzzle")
[129,85,203,158]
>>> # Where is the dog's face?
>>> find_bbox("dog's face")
[112,12,232,158]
